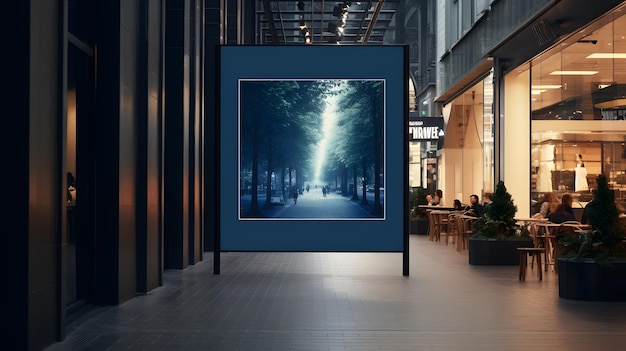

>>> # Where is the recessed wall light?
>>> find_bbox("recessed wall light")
[550,71,598,75]
[531,85,562,89]
[587,53,626,59]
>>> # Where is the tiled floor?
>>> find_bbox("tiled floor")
[46,235,626,351]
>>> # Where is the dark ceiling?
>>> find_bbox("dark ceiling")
[257,0,400,44]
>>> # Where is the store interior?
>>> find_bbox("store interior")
[530,5,626,213]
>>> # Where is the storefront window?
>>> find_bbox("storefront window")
[440,71,494,206]
[482,72,495,194]
[408,115,441,193]
[530,5,626,215]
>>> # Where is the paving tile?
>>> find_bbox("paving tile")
[45,236,626,351]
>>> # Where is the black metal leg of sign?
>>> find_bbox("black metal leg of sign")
[214,189,221,274]
[403,44,410,277]
[214,194,221,274]
[214,208,220,275]
[214,46,221,275]
[214,248,220,275]
[403,228,409,276]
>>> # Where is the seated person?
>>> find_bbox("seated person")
[432,189,443,206]
[453,199,465,211]
[548,193,576,223]
[482,192,494,207]
[466,194,484,217]
[539,192,560,218]
[426,194,434,206]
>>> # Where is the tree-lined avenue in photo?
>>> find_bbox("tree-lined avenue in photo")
[239,79,384,219]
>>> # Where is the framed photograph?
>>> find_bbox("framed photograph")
[238,79,385,221]
[219,45,407,253]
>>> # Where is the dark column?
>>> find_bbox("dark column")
[93,0,139,304]
[164,0,191,269]
[2,1,61,349]
[226,0,237,44]
[204,0,224,251]
[136,0,165,293]
[241,0,256,44]
[119,0,140,305]
[188,0,203,265]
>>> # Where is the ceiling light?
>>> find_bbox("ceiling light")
[550,71,598,75]
[586,53,626,59]
[297,1,305,11]
[299,20,306,29]
[531,90,547,95]
[594,99,626,109]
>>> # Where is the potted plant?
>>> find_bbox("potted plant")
[410,186,429,235]
[557,174,626,301]
[468,180,533,265]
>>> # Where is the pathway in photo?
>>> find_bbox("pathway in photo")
[272,188,378,219]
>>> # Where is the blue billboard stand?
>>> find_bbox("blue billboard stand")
[216,45,409,276]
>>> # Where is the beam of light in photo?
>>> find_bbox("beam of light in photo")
[313,84,342,185]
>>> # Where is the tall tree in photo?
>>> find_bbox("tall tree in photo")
[240,81,325,217]
[329,80,384,214]
[240,81,294,215]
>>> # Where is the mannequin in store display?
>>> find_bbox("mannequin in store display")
[575,154,588,192]
[536,145,554,192]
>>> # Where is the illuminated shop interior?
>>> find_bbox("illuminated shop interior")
[530,5,626,210]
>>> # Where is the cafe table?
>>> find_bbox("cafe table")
[514,217,549,223]
[418,205,458,211]
[534,221,591,270]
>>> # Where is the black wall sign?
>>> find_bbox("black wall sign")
[408,117,444,141]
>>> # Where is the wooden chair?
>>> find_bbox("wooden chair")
[455,215,475,251]
[526,223,550,271]
[445,211,464,246]
[429,210,450,242]
[518,247,546,281]
[427,210,437,241]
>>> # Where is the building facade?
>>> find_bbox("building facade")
[3,1,232,349]
[427,0,626,215]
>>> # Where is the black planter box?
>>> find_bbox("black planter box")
[410,218,429,235]
[468,237,534,265]
[558,259,626,301]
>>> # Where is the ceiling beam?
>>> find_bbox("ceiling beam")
[261,0,281,43]
[362,1,384,44]
[354,0,374,43]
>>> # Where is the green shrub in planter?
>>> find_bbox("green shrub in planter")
[471,181,530,240]
[557,174,626,300]
[410,186,429,235]
[468,181,531,265]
